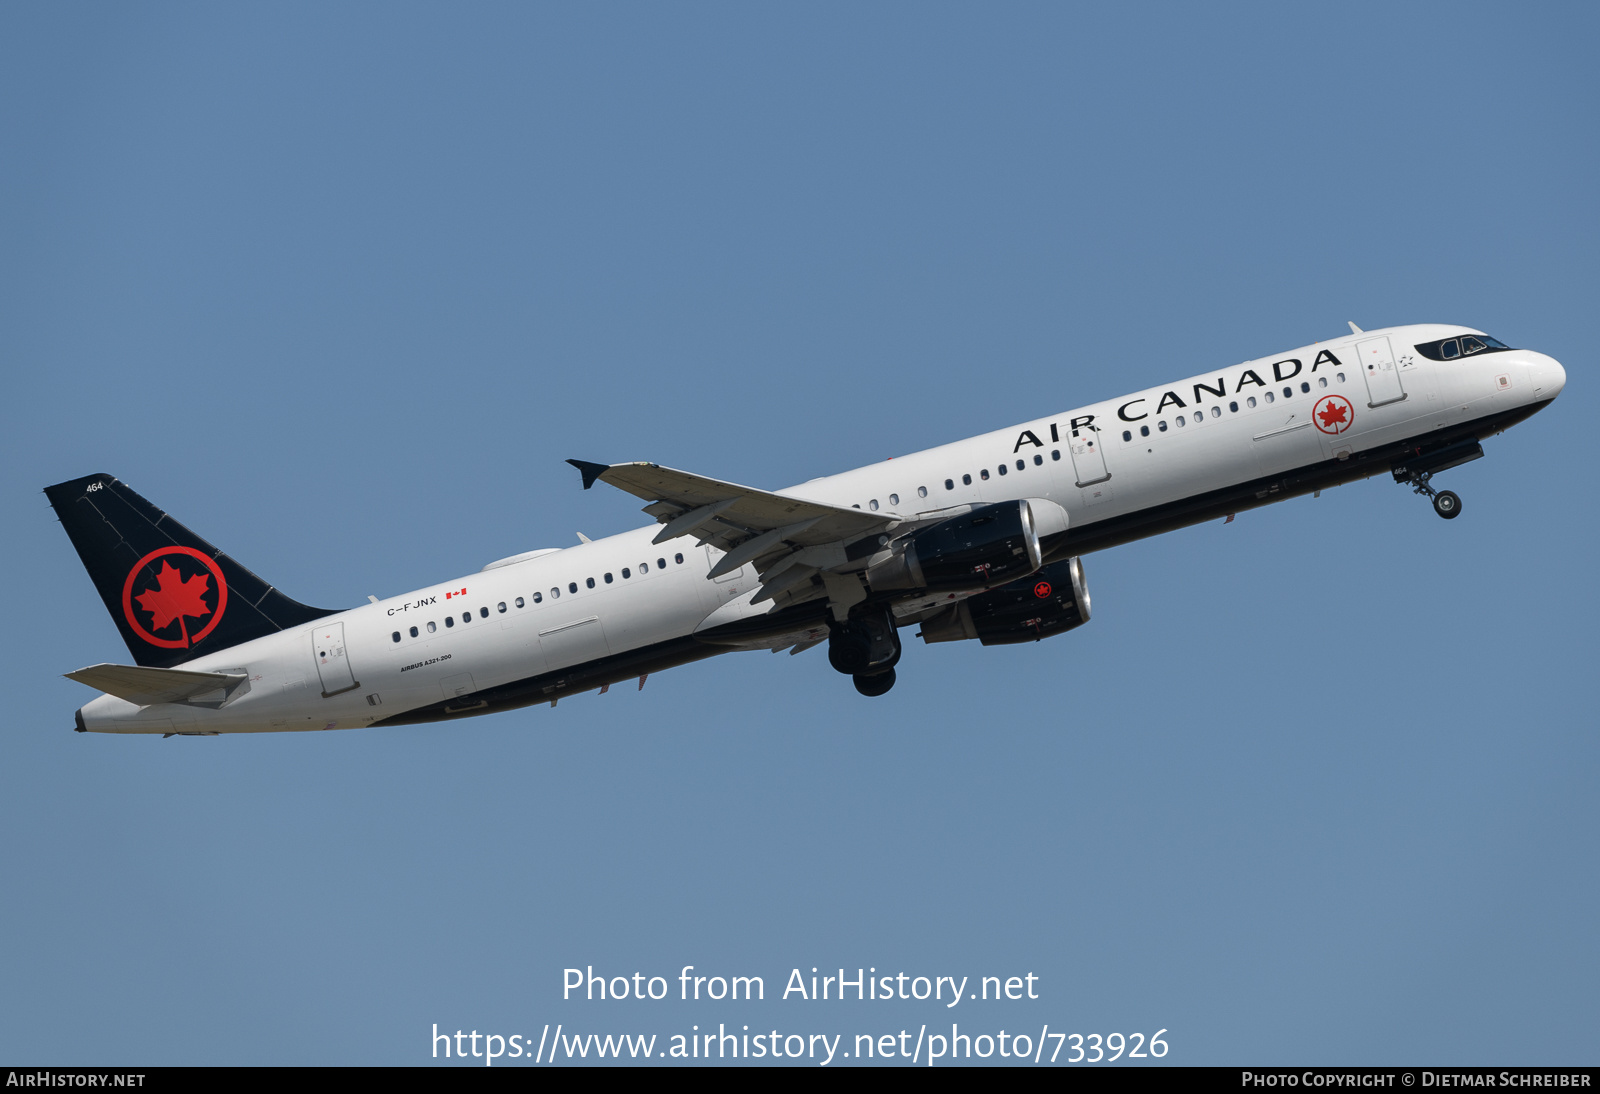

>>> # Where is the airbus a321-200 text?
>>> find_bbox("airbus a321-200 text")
[48,323,1565,735]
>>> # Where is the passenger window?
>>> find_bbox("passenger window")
[391,631,401,643]
[1337,372,1346,382]
[551,587,560,599]
[869,499,879,510]
[604,572,613,583]
[1265,391,1275,403]
[1015,460,1024,471]
[569,582,578,593]
[1033,454,1043,465]
[497,602,506,613]
[981,469,990,480]
[1441,339,1460,359]
[1158,419,1168,431]
[675,553,684,564]
[463,613,471,624]
[1229,401,1238,413]
[586,577,596,589]
[945,478,954,490]
[889,493,899,506]
[1300,381,1310,393]
[1052,449,1062,458]
[1140,425,1150,437]
[1462,336,1486,354]
[427,621,437,633]
[622,567,631,579]
[1123,430,1132,441]
[518,596,528,607]
[918,485,928,497]
[997,465,1007,476]
[1246,397,1256,408]
[1282,387,1292,398]
[1318,377,1328,388]
[480,606,489,618]
[962,474,972,485]
[410,626,419,637]
[1210,407,1221,418]
[445,617,454,628]
[658,557,667,569]
[1175,416,1186,428]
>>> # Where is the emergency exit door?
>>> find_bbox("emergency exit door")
[313,622,359,697]
[1357,336,1406,407]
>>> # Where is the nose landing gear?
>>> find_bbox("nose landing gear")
[1402,468,1463,520]
[1392,440,1482,521]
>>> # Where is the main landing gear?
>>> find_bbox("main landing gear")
[853,669,896,697]
[1406,469,1463,520]
[828,608,901,697]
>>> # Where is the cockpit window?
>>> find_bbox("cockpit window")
[1414,334,1511,361]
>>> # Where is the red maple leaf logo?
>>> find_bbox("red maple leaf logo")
[1317,400,1349,428]
[133,560,214,642]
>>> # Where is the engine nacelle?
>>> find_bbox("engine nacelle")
[866,498,1065,593]
[919,555,1091,646]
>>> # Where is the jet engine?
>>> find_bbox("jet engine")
[865,498,1067,593]
[919,555,1091,646]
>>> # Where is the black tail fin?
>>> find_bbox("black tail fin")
[45,473,338,668]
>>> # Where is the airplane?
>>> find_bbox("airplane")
[48,322,1565,735]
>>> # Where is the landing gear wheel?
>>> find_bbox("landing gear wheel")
[1433,490,1462,519]
[827,609,901,676]
[828,631,873,676]
[853,669,896,697]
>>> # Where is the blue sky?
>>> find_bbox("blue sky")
[1,2,1595,1065]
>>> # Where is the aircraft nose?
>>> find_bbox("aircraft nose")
[1533,354,1567,400]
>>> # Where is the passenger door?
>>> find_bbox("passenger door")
[1068,425,1113,506]
[1357,336,1406,407]
[312,622,359,697]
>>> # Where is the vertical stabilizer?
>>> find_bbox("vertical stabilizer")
[44,473,338,668]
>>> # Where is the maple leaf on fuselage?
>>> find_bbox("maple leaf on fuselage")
[1318,401,1349,428]
[134,561,213,634]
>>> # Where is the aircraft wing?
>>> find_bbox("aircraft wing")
[568,460,898,606]
[65,663,248,707]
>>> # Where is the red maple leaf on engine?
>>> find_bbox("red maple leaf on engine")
[133,560,213,636]
[1317,400,1349,428]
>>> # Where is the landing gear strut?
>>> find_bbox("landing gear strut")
[1392,440,1482,520]
[1405,468,1463,520]
[828,608,901,696]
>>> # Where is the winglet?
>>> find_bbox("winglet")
[566,460,611,490]
[1348,321,1364,334]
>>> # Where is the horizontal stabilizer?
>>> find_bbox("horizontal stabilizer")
[65,663,248,707]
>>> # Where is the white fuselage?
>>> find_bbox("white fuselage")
[76,324,1566,733]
